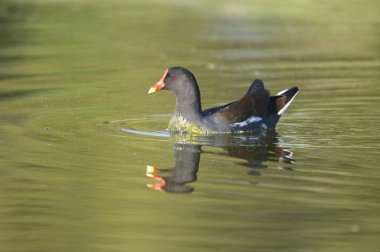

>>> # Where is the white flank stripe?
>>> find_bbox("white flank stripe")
[232,116,262,127]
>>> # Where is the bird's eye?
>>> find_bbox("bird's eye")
[168,74,174,78]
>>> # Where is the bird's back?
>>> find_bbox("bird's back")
[203,80,298,132]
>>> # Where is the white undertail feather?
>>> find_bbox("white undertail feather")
[276,88,299,116]
[276,88,288,96]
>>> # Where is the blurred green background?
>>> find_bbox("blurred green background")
[1,0,379,251]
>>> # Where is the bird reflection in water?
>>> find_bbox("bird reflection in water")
[146,133,294,193]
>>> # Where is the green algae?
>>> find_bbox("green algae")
[168,116,210,135]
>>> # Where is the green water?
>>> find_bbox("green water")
[1,0,380,251]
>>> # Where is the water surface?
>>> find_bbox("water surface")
[1,0,379,251]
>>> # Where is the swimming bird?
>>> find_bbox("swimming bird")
[148,67,298,133]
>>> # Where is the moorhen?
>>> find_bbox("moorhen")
[148,67,298,133]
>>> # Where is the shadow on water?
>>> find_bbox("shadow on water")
[0,0,32,45]
[146,132,294,193]
[0,89,45,101]
[0,0,34,79]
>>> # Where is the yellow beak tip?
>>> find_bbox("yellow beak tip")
[146,165,155,173]
[148,87,156,94]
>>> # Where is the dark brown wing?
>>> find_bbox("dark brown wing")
[217,80,270,123]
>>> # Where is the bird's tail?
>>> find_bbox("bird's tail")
[265,87,299,129]
[270,87,299,116]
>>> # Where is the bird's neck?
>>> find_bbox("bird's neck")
[173,82,203,121]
